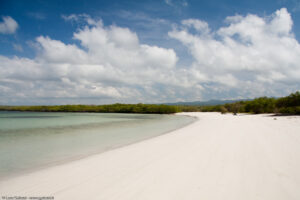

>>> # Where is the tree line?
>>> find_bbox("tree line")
[0,103,179,114]
[178,91,300,115]
[0,91,299,114]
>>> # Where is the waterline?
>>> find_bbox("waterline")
[0,112,195,178]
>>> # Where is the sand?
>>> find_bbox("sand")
[1,112,300,200]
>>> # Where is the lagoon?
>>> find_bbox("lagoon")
[0,111,195,178]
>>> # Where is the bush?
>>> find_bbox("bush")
[220,106,228,114]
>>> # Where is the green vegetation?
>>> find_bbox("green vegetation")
[0,103,179,114]
[1,92,299,115]
[177,91,300,115]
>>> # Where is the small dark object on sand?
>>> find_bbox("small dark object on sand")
[274,118,277,120]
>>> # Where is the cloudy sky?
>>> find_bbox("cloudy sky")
[1,0,300,105]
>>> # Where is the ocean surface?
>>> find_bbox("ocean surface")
[0,111,195,178]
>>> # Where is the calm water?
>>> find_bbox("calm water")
[0,112,195,178]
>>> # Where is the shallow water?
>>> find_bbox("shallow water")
[0,112,195,178]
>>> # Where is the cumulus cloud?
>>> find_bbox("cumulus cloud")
[1,8,300,104]
[0,16,18,34]
[169,8,300,98]
[181,19,210,34]
[0,16,182,104]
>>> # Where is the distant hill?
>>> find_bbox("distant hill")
[164,99,252,106]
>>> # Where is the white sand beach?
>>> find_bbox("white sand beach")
[1,112,300,200]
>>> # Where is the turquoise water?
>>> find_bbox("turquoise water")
[0,112,195,178]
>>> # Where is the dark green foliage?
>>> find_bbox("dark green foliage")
[0,104,179,114]
[176,91,300,115]
[275,91,300,114]
[1,92,299,115]
[276,91,300,107]
[220,106,228,114]
[175,105,202,112]
[244,97,276,114]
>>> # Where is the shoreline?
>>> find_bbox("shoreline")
[0,114,197,181]
[1,112,300,199]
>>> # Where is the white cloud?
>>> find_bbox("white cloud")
[169,8,300,97]
[61,14,100,26]
[0,16,18,34]
[0,17,182,104]
[181,19,210,34]
[1,8,300,104]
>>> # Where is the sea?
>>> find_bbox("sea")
[0,111,195,178]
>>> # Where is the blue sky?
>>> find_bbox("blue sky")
[1,0,300,104]
[2,0,300,57]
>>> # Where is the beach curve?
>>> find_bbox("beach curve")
[1,112,300,200]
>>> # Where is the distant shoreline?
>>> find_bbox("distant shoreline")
[0,104,180,114]
[1,91,299,115]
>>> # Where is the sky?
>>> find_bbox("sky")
[1,0,300,105]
